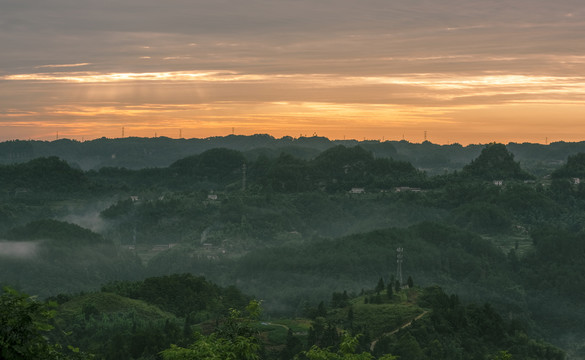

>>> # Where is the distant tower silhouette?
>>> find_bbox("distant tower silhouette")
[122,127,125,137]
[424,131,427,141]
[396,247,404,286]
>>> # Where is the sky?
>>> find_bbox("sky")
[1,0,584,145]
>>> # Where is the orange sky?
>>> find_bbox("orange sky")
[1,1,584,145]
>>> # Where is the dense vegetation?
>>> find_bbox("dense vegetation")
[4,135,585,175]
[2,137,585,358]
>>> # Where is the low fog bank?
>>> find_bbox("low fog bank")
[0,241,39,259]
[57,199,116,235]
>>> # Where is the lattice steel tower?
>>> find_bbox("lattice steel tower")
[396,247,404,286]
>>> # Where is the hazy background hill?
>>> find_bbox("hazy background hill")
[3,135,585,175]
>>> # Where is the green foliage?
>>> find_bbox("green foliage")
[491,350,513,360]
[522,226,585,298]
[160,300,263,360]
[0,286,92,360]
[299,333,397,360]
[342,301,423,337]
[451,201,512,234]
[462,143,533,181]
[331,291,350,309]
[101,274,250,318]
[0,220,142,298]
[4,139,585,357]
[374,278,385,295]
[551,152,585,178]
[99,198,134,219]
[170,148,246,185]
[50,292,181,360]
[0,156,89,194]
[370,286,564,360]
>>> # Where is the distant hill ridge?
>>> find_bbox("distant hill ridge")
[3,135,585,175]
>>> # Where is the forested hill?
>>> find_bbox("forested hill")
[461,143,534,180]
[0,146,426,195]
[4,143,585,357]
[3,135,585,174]
[1,277,565,360]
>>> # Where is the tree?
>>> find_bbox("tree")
[394,332,424,360]
[386,284,393,299]
[281,329,303,360]
[161,300,262,360]
[316,301,327,318]
[0,286,92,360]
[491,350,513,360]
[462,143,533,181]
[407,276,414,288]
[347,307,354,329]
[299,332,398,360]
[331,291,349,308]
[375,278,385,295]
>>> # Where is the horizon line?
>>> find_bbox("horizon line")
[0,133,575,147]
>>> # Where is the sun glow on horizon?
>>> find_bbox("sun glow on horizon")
[2,0,584,146]
[2,67,585,145]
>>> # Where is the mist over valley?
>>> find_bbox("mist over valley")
[2,136,585,359]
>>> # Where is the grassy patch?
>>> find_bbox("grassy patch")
[329,293,424,338]
[56,292,176,324]
[482,233,532,256]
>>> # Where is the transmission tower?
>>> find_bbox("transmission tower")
[396,247,403,286]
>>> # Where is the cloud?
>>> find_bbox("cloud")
[35,63,92,69]
[1,0,584,143]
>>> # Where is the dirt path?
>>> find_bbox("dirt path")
[369,310,429,351]
[261,322,289,331]
[260,321,289,331]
